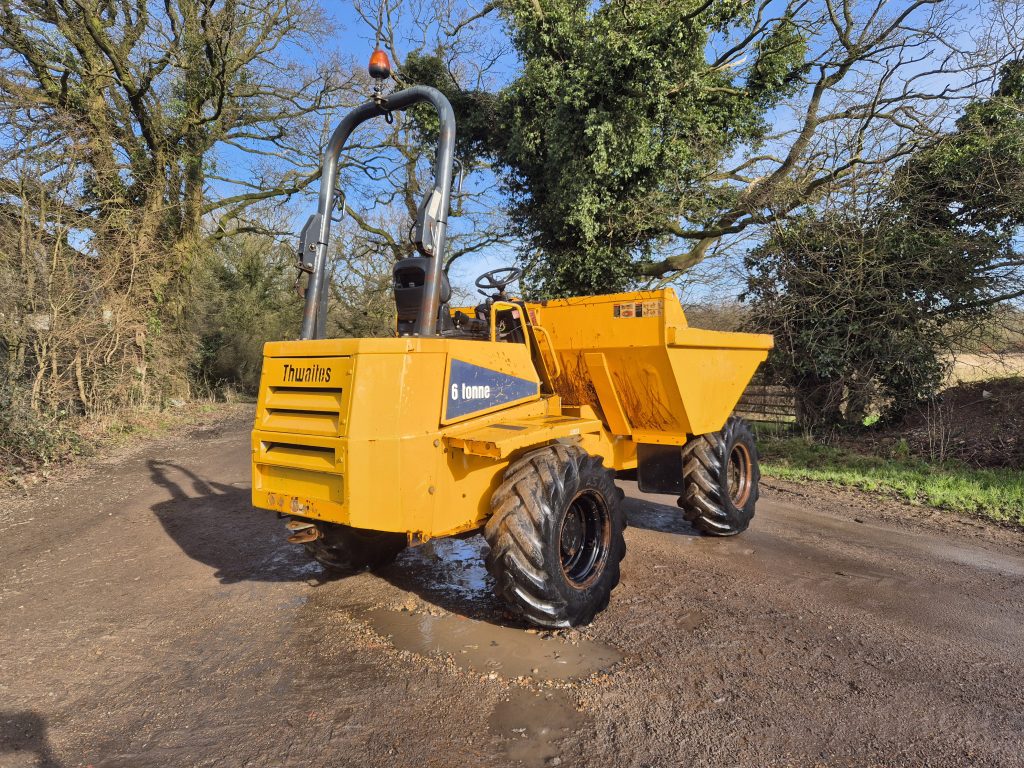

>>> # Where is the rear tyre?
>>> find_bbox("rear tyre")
[304,522,406,576]
[484,444,626,628]
[678,415,760,536]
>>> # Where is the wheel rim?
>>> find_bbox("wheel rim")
[727,442,753,507]
[559,491,611,589]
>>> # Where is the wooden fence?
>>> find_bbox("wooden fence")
[735,384,798,423]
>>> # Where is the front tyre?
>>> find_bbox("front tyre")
[678,415,760,536]
[484,444,626,628]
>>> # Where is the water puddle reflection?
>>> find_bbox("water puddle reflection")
[365,607,622,680]
[489,688,588,767]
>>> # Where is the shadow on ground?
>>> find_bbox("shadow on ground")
[622,495,701,537]
[0,711,62,768]
[148,460,324,585]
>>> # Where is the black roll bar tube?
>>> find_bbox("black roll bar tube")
[301,86,456,339]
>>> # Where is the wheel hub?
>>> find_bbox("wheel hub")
[727,442,753,507]
[561,511,584,558]
[559,491,611,589]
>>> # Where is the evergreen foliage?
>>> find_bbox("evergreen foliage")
[404,0,808,296]
[746,63,1024,426]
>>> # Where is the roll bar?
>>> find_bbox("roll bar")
[300,86,456,339]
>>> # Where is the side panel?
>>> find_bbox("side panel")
[525,290,691,443]
[441,357,541,424]
[429,341,544,535]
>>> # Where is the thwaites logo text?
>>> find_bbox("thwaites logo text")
[282,363,332,384]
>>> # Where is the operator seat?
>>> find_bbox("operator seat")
[393,257,453,335]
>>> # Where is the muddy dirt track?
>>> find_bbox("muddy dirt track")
[2,409,1023,768]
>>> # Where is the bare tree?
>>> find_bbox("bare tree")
[0,0,361,415]
[0,0,356,290]
[642,0,1024,278]
[342,0,512,277]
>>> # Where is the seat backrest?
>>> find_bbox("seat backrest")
[393,257,452,333]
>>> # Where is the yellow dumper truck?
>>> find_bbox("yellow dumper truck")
[251,55,773,627]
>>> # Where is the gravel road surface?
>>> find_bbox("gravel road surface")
[1,410,1022,767]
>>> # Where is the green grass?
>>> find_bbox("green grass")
[758,435,1024,527]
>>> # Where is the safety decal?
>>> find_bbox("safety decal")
[445,359,539,420]
[613,300,662,318]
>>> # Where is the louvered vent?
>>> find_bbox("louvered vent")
[260,385,345,437]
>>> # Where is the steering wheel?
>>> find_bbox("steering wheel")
[475,266,523,297]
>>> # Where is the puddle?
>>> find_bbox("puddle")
[394,537,493,600]
[489,688,588,767]
[366,607,622,680]
[258,548,323,580]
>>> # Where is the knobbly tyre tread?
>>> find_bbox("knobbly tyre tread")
[484,444,626,628]
[304,523,406,576]
[678,415,760,536]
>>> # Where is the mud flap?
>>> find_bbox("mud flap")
[637,443,683,495]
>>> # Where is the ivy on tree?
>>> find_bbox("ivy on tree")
[404,0,808,297]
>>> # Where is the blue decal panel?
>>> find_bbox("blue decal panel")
[445,359,539,420]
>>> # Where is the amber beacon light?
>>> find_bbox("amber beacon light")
[369,48,391,80]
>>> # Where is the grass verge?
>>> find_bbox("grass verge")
[757,434,1024,527]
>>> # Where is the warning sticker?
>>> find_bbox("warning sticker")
[613,300,662,318]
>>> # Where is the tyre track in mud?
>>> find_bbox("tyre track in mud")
[1,410,1022,767]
